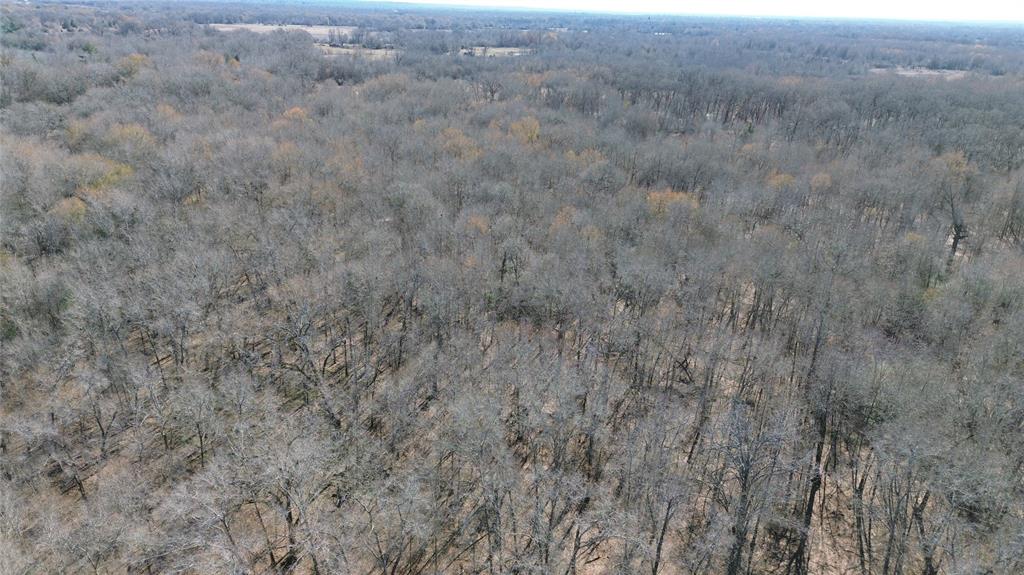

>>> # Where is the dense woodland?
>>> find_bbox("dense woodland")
[2,2,1024,573]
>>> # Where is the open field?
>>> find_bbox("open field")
[210,22,357,40]
[320,44,399,60]
[458,46,531,57]
[869,66,970,79]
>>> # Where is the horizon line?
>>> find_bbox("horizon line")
[348,0,1024,25]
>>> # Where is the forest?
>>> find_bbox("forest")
[1,1,1024,573]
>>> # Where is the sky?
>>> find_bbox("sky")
[379,0,1024,23]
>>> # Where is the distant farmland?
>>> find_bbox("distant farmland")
[209,23,357,41]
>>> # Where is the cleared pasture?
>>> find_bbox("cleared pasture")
[210,23,357,41]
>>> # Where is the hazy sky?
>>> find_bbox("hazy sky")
[384,0,1024,23]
